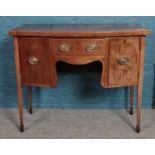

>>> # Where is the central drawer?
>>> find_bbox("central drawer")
[51,39,107,56]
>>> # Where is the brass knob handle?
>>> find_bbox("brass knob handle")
[117,58,129,65]
[28,57,39,65]
[86,44,97,52]
[59,44,72,52]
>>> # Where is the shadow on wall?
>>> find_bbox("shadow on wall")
[56,61,130,110]
[152,65,155,108]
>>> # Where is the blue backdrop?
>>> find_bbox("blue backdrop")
[0,16,154,109]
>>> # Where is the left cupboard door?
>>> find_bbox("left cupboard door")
[18,37,52,87]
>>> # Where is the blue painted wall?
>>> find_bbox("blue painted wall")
[0,16,155,109]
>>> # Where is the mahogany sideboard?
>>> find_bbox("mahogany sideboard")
[9,24,151,133]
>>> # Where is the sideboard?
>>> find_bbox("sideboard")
[9,24,151,133]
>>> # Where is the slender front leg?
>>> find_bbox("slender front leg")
[136,84,143,133]
[130,86,134,115]
[17,85,24,132]
[28,86,32,114]
[136,37,145,133]
[14,37,24,132]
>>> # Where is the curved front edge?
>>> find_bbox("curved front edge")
[55,56,105,65]
[54,56,108,89]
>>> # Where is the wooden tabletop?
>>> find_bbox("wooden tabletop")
[9,24,151,37]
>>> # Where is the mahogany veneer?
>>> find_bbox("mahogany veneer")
[9,24,151,133]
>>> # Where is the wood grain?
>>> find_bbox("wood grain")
[9,24,151,37]
[18,37,51,86]
[14,37,24,132]
[136,37,146,133]
[51,39,106,56]
[108,37,140,87]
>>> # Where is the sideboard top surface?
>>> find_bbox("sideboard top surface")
[9,24,151,37]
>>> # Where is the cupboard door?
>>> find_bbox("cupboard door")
[108,37,140,87]
[18,38,51,86]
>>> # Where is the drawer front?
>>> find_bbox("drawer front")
[108,37,140,87]
[51,39,106,56]
[18,38,51,86]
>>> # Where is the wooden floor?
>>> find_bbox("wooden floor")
[0,109,155,139]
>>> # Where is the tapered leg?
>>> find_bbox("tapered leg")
[17,86,24,132]
[14,37,24,132]
[130,86,134,115]
[136,84,142,133]
[28,86,33,114]
[135,37,145,133]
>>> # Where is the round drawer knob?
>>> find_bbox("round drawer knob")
[59,44,72,52]
[28,57,39,65]
[117,58,129,65]
[86,44,97,52]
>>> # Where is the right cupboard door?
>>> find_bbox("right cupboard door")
[108,37,140,87]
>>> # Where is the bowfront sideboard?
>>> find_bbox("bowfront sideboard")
[9,24,151,133]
